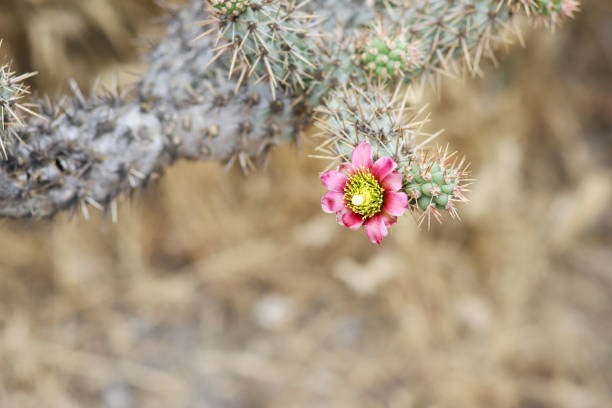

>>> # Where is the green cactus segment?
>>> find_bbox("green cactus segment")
[404,161,460,212]
[380,0,514,83]
[211,0,251,17]
[344,169,385,218]
[202,1,321,96]
[0,58,38,158]
[382,0,578,84]
[304,40,361,108]
[318,87,418,167]
[0,70,15,122]
[0,86,14,124]
[508,0,577,18]
[0,85,12,100]
[358,36,423,80]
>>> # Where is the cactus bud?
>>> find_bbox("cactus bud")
[356,24,424,81]
[403,146,471,226]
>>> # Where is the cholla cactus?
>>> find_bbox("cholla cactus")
[0,0,578,243]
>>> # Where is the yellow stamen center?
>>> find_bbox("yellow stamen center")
[344,169,384,219]
[351,194,365,206]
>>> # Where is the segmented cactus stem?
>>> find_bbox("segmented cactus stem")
[195,0,324,99]
[0,0,579,222]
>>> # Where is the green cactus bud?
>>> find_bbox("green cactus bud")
[356,23,424,81]
[403,146,470,224]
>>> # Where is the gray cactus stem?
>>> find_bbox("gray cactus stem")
[0,0,372,219]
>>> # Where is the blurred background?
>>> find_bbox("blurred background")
[0,0,611,407]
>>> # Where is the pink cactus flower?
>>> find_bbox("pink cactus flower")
[320,141,408,244]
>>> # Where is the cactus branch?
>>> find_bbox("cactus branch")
[0,0,371,219]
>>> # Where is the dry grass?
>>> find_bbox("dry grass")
[0,0,611,407]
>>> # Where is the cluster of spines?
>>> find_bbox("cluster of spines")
[197,0,323,99]
[511,0,579,22]
[368,0,576,95]
[0,43,40,159]
[314,84,431,167]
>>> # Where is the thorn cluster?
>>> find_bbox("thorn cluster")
[0,44,40,159]
[510,0,579,22]
[196,0,323,99]
[314,83,437,168]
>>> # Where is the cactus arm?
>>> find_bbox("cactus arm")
[316,0,578,221]
[0,0,371,219]
[372,0,579,85]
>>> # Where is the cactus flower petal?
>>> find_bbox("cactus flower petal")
[341,209,364,230]
[383,191,408,216]
[338,163,353,175]
[351,141,373,169]
[365,214,388,244]
[372,156,397,181]
[383,213,398,227]
[381,172,403,191]
[321,191,345,213]
[321,170,348,192]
